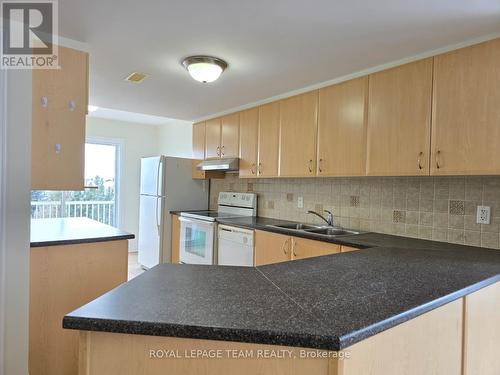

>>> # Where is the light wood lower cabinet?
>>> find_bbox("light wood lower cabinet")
[340,245,360,253]
[254,230,340,265]
[29,240,128,375]
[76,289,500,375]
[463,281,500,374]
[32,45,89,190]
[254,230,291,265]
[291,237,340,260]
[171,215,180,264]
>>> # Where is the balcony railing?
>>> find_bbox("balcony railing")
[31,200,116,226]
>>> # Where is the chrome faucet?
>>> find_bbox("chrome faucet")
[307,210,334,226]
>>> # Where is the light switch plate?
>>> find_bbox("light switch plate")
[477,206,491,225]
[297,196,304,209]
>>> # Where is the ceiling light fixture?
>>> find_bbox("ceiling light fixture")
[182,56,228,83]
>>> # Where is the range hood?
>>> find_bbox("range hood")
[196,158,239,172]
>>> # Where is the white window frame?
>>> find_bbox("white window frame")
[85,136,124,228]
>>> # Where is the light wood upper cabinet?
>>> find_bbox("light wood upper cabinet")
[239,108,259,178]
[318,77,368,176]
[32,46,88,190]
[221,113,240,158]
[291,236,340,260]
[431,38,500,175]
[366,58,433,176]
[279,91,319,177]
[254,230,291,265]
[258,102,280,177]
[191,122,205,179]
[205,118,221,159]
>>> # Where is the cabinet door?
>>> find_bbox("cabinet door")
[279,91,318,177]
[171,215,180,263]
[318,77,368,176]
[291,236,340,260]
[205,118,221,159]
[366,59,433,176]
[431,39,500,175]
[341,245,360,253]
[239,108,259,178]
[192,122,206,179]
[254,230,291,265]
[32,46,88,190]
[463,282,500,375]
[221,113,239,158]
[258,102,280,177]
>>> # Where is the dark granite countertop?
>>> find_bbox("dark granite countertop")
[64,245,500,350]
[31,217,135,247]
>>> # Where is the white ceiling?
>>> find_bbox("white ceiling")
[59,0,500,121]
[87,107,176,126]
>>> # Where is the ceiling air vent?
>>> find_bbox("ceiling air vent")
[124,72,148,83]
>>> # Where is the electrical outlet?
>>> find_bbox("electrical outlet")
[477,206,491,225]
[297,196,304,209]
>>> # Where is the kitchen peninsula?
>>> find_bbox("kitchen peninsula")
[30,218,134,375]
[64,235,500,375]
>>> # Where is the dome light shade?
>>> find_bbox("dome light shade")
[182,56,228,83]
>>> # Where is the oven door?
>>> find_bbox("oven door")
[179,216,215,265]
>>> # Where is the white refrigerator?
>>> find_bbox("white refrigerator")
[138,156,208,269]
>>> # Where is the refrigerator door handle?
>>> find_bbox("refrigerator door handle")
[156,196,161,236]
[156,157,163,197]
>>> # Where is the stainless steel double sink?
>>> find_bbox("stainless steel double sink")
[266,223,361,238]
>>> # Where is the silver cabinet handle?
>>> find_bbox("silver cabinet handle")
[251,163,256,175]
[436,150,442,169]
[318,158,324,173]
[216,146,220,156]
[68,100,76,111]
[41,96,48,108]
[418,152,424,170]
[221,145,225,157]
[308,159,313,173]
[291,238,296,257]
[258,163,262,174]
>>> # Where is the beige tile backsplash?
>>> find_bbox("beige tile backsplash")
[210,175,500,250]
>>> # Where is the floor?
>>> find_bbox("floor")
[128,252,145,280]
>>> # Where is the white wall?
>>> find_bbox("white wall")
[1,70,31,375]
[157,119,193,158]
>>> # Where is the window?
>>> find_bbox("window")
[31,139,121,227]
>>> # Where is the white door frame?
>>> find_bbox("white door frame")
[86,136,124,228]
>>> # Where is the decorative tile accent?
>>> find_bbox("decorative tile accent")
[393,210,406,223]
[350,195,360,207]
[449,200,465,215]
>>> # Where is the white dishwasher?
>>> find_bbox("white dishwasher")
[217,225,254,267]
